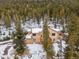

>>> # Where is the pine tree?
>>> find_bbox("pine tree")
[13,15,26,56]
[4,10,11,28]
[42,16,54,59]
[64,13,78,59]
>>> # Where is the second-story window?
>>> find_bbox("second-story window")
[52,33,55,36]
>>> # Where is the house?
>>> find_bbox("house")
[24,27,63,44]
[24,28,43,44]
[48,27,63,42]
[32,28,43,44]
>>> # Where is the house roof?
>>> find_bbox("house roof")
[32,28,42,33]
[27,29,31,32]
[25,34,32,39]
[53,28,62,32]
[49,26,63,32]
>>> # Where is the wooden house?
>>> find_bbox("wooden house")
[24,27,63,44]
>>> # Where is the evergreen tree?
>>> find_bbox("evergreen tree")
[4,10,11,28]
[13,16,26,56]
[64,13,78,59]
[43,16,54,59]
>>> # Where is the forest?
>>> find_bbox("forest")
[0,0,79,59]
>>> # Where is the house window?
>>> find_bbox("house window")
[33,33,36,36]
[52,33,55,36]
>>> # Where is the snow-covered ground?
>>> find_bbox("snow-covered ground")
[0,42,12,59]
[0,43,47,59]
[0,40,13,45]
[0,40,66,59]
